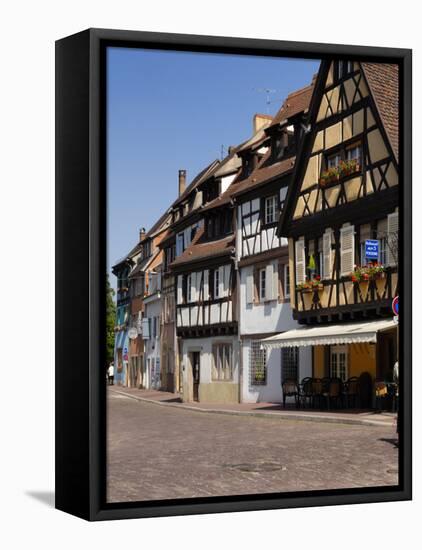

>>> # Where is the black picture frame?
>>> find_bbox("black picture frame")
[55,28,412,521]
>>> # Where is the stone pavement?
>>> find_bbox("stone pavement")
[109,385,397,428]
[107,389,399,503]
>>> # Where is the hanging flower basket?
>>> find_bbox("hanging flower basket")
[296,276,324,293]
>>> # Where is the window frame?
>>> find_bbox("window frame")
[259,268,266,301]
[213,269,220,299]
[264,194,278,225]
[284,264,290,298]
[250,340,267,386]
[212,343,233,381]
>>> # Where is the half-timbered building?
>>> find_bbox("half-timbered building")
[263,61,399,395]
[232,83,316,402]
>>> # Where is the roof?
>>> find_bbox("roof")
[169,227,234,268]
[128,251,157,279]
[268,77,316,128]
[232,154,296,198]
[361,62,399,160]
[171,159,220,208]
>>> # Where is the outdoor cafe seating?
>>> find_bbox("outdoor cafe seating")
[281,375,398,412]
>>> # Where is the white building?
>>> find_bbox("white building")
[232,84,316,403]
[142,269,162,390]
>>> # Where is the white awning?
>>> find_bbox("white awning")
[261,319,397,349]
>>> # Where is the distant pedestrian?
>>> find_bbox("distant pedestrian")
[108,362,115,385]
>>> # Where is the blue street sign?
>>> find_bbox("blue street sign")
[365,239,379,260]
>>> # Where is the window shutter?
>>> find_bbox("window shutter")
[190,272,197,302]
[273,262,279,300]
[246,273,254,304]
[265,263,274,301]
[203,270,209,301]
[142,318,150,339]
[218,266,224,297]
[340,225,355,275]
[387,212,399,266]
[323,230,332,279]
[295,239,305,284]
[177,275,183,304]
[196,271,202,302]
[223,265,231,297]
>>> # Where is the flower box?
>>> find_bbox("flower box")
[319,159,360,188]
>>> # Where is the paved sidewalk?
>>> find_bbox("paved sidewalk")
[109,386,397,427]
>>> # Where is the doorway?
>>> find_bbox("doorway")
[330,345,348,381]
[190,352,200,401]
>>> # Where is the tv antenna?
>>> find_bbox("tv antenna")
[254,88,277,113]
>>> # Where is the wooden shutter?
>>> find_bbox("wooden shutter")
[177,275,183,304]
[265,263,274,301]
[142,318,150,339]
[190,272,197,302]
[387,212,399,266]
[218,266,224,297]
[203,270,209,301]
[340,225,355,275]
[323,230,332,279]
[223,265,231,297]
[196,271,202,302]
[246,273,254,304]
[295,239,305,284]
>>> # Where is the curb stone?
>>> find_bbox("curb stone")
[109,388,395,428]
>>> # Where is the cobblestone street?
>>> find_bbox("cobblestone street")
[107,389,399,503]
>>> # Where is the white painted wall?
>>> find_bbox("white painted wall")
[241,341,312,403]
[181,335,239,387]
[144,296,162,389]
[239,264,312,403]
[240,264,298,335]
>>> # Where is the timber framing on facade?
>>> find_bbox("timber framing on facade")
[277,60,399,326]
[111,58,401,404]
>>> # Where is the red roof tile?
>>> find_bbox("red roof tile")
[170,227,234,267]
[361,62,399,160]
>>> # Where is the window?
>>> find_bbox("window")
[250,341,267,386]
[284,265,290,298]
[264,195,277,224]
[330,345,348,381]
[214,269,220,299]
[346,143,362,163]
[325,142,362,173]
[282,347,299,382]
[379,237,387,265]
[259,268,266,301]
[327,152,342,168]
[334,60,354,82]
[212,344,233,381]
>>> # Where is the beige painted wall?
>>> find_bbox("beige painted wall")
[199,383,240,404]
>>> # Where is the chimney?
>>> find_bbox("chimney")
[178,169,186,197]
[253,113,273,134]
[139,227,146,241]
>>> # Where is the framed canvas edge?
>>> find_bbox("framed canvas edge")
[55,27,412,522]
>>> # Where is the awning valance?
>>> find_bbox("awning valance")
[260,319,397,349]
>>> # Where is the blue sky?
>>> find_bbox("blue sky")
[107,47,320,284]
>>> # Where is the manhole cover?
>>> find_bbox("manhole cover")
[224,462,286,473]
